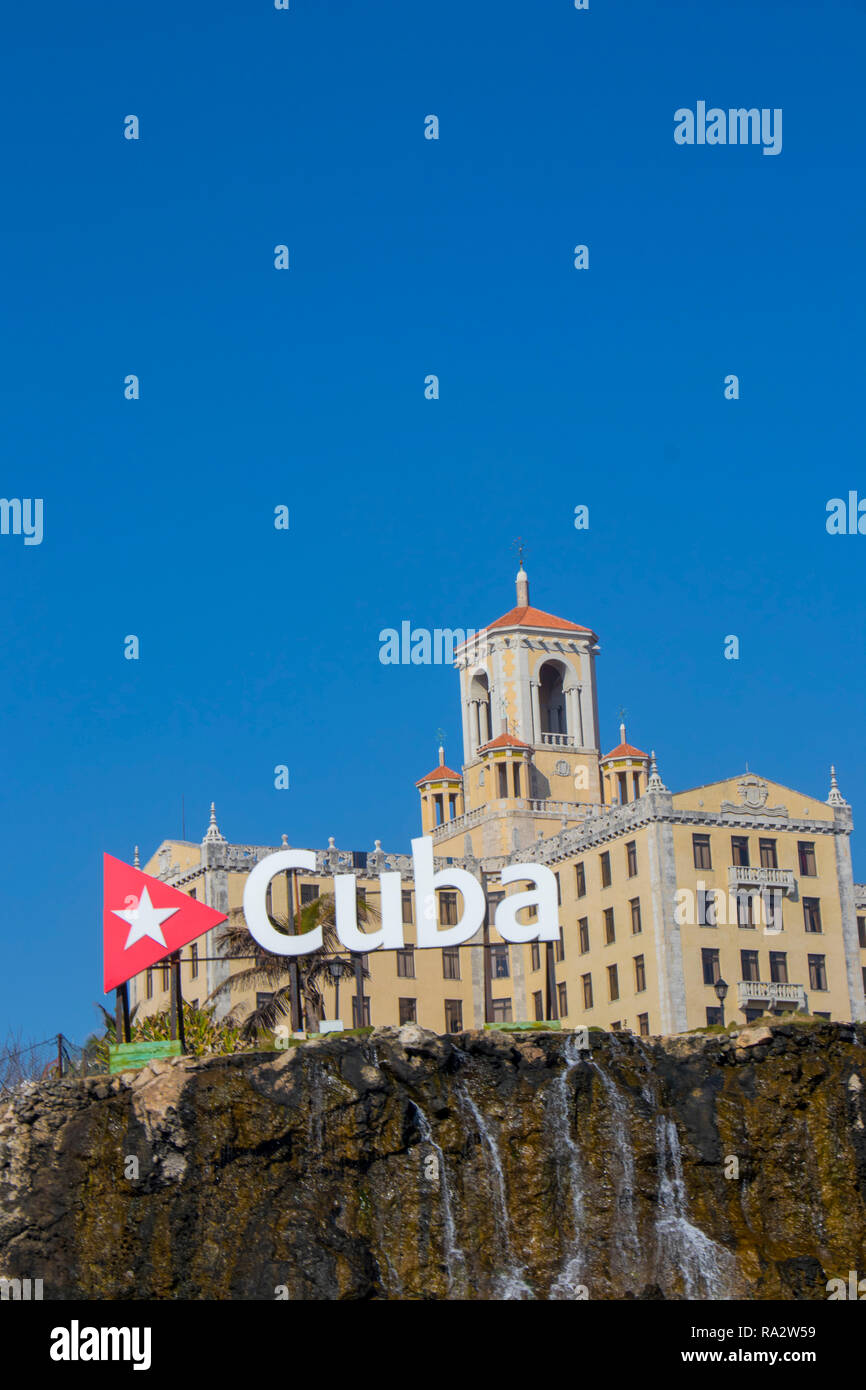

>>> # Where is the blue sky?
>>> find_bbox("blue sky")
[2,0,864,1044]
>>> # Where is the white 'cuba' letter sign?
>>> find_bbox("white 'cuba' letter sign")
[242,836,561,955]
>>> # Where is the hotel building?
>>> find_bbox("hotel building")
[130,568,866,1036]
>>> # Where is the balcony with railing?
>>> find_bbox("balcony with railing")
[539,732,574,748]
[727,865,797,896]
[737,980,807,1011]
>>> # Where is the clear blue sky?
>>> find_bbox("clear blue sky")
[2,0,864,1045]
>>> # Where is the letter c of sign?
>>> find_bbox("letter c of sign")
[243,850,320,955]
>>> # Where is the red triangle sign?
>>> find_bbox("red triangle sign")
[103,854,227,993]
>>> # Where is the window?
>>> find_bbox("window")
[617,772,628,804]
[814,1011,831,1020]
[491,998,513,1023]
[440,891,458,926]
[190,943,199,979]
[740,950,760,983]
[578,917,589,953]
[444,999,463,1032]
[554,935,565,963]
[575,862,586,898]
[706,1006,723,1027]
[399,998,417,1025]
[352,996,371,1027]
[731,836,750,867]
[448,794,457,821]
[808,954,828,991]
[530,941,540,971]
[442,947,460,980]
[626,841,638,877]
[533,990,544,1021]
[600,851,612,888]
[402,891,413,924]
[161,963,170,990]
[146,968,153,1000]
[604,908,615,945]
[512,763,521,798]
[611,1021,621,1031]
[769,951,788,984]
[862,966,866,996]
[803,898,823,934]
[630,898,642,934]
[638,1012,650,1036]
[693,834,712,870]
[582,973,593,1010]
[434,794,444,824]
[763,889,783,933]
[859,916,866,949]
[633,772,641,801]
[698,889,717,927]
[759,838,778,869]
[736,890,756,929]
[256,991,274,1010]
[634,955,646,992]
[607,964,619,1001]
[300,883,319,906]
[798,841,817,876]
[557,982,568,1016]
[497,764,508,798]
[396,947,415,978]
[701,948,720,986]
[554,872,561,906]
[487,891,504,924]
[491,944,510,979]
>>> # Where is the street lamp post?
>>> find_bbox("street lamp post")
[329,959,344,1021]
[714,976,729,1028]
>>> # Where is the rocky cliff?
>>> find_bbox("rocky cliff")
[2,1021,865,1300]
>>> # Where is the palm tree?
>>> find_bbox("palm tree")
[206,891,379,1037]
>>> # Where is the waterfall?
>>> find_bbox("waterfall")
[409,1102,467,1295]
[585,1054,642,1283]
[460,1089,534,1299]
[547,1033,588,1299]
[654,1115,737,1299]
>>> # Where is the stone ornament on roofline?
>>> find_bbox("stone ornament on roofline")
[720,774,786,816]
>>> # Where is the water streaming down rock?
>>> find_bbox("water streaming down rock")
[409,1101,467,1296]
[460,1088,534,1299]
[585,1052,643,1287]
[654,1114,739,1299]
[547,1033,588,1298]
[2,1021,865,1299]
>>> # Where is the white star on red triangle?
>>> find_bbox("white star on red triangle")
[112,885,179,951]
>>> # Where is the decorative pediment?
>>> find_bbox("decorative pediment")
[720,775,787,817]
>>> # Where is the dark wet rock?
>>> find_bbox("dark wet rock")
[0,1023,865,1300]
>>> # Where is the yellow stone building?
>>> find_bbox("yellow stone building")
[130,568,866,1036]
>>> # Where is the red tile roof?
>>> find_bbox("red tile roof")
[485,605,592,634]
[415,763,462,786]
[602,742,648,761]
[477,733,531,752]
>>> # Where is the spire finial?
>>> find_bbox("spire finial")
[617,706,627,745]
[435,727,446,767]
[133,845,140,868]
[203,801,226,843]
[513,537,529,606]
[647,749,668,793]
[828,764,848,807]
